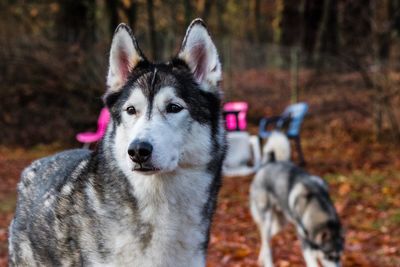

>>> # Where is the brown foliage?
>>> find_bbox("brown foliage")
[0,70,400,265]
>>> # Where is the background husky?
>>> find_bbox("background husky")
[9,19,226,267]
[250,132,344,267]
[260,131,291,164]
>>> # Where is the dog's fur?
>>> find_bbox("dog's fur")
[250,132,344,267]
[9,19,226,267]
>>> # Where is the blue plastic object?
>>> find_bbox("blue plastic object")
[258,102,308,165]
[259,102,308,139]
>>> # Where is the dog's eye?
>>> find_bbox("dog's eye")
[126,106,136,115]
[166,103,183,113]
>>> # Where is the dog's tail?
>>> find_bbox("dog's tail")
[262,131,291,163]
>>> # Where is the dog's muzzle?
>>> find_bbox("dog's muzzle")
[128,140,160,172]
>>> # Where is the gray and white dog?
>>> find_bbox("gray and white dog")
[9,19,226,267]
[250,132,344,267]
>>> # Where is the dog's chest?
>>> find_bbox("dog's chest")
[96,173,211,267]
[106,209,204,266]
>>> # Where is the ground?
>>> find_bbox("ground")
[0,71,399,266]
[0,146,399,267]
[207,171,400,267]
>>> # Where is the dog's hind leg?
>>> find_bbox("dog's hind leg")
[257,211,275,267]
[270,207,286,236]
[250,188,282,267]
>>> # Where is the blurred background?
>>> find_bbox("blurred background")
[0,0,399,266]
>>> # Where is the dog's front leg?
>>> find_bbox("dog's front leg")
[257,212,274,267]
[320,258,341,267]
[302,248,320,267]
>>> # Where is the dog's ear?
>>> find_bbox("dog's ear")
[178,18,222,93]
[106,23,145,95]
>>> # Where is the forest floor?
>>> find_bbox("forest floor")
[0,70,400,266]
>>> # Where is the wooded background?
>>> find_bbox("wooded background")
[1,2,400,266]
[1,0,400,146]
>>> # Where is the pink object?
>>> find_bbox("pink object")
[223,102,248,131]
[76,108,110,144]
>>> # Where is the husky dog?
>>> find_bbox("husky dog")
[250,132,344,267]
[9,19,226,267]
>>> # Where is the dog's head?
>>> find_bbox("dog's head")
[312,220,344,266]
[104,19,223,176]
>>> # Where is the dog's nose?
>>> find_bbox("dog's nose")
[128,140,153,163]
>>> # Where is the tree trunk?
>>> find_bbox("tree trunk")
[281,0,302,47]
[314,0,338,64]
[57,0,96,46]
[302,0,323,59]
[373,96,383,140]
[276,0,305,68]
[272,0,283,45]
[202,0,213,21]
[216,0,226,37]
[147,0,157,60]
[383,97,400,140]
[254,0,261,43]
[184,0,193,27]
[341,0,372,62]
[390,0,400,35]
[106,0,119,38]
[125,0,138,31]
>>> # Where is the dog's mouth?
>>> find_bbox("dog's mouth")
[132,164,161,173]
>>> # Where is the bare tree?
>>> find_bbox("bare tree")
[202,0,213,21]
[302,0,323,58]
[147,0,157,60]
[184,0,194,27]
[106,0,119,38]
[57,0,96,46]
[254,0,261,42]
[122,0,138,31]
[314,0,338,63]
